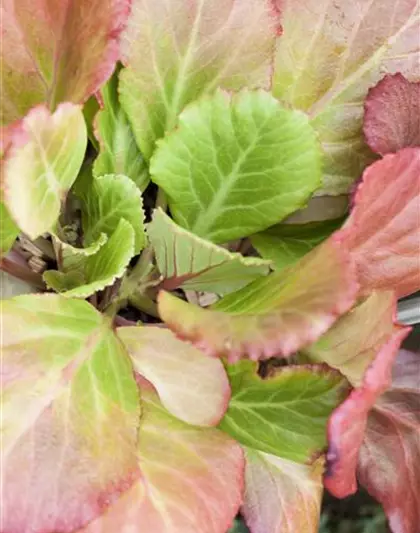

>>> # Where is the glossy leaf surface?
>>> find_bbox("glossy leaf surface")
[251,218,344,271]
[151,90,322,243]
[219,361,347,462]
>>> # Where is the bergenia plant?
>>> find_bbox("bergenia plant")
[1,1,419,533]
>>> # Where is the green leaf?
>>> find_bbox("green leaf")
[44,218,135,298]
[218,361,347,462]
[78,173,146,253]
[158,236,358,361]
[0,202,19,256]
[251,218,345,271]
[227,519,250,533]
[242,449,324,533]
[54,233,108,273]
[1,294,140,533]
[147,208,271,294]
[93,68,149,191]
[2,104,87,239]
[150,90,323,243]
[83,95,100,150]
[119,0,280,159]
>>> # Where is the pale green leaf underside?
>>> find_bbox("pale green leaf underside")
[119,0,279,159]
[93,69,149,192]
[218,361,346,462]
[251,218,344,271]
[147,208,271,294]
[118,326,230,426]
[78,173,146,253]
[273,0,420,195]
[243,449,324,533]
[3,104,87,239]
[44,219,135,298]
[151,90,322,244]
[0,202,19,256]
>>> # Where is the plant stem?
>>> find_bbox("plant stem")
[156,188,167,211]
[128,293,160,318]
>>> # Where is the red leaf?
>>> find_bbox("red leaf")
[1,0,131,125]
[343,147,420,298]
[364,74,420,155]
[358,349,420,533]
[324,326,410,498]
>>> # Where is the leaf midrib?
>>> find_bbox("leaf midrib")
[190,113,272,238]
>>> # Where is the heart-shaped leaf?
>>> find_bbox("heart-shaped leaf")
[151,90,322,243]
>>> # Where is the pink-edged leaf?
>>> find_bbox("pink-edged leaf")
[243,450,324,533]
[1,294,141,533]
[79,384,244,533]
[343,147,420,298]
[119,0,281,159]
[305,291,405,387]
[273,0,420,195]
[117,326,230,426]
[324,326,410,498]
[364,74,420,155]
[358,349,420,533]
[2,103,87,239]
[1,0,131,125]
[158,235,358,361]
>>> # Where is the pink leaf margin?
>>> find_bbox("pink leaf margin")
[324,309,411,498]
